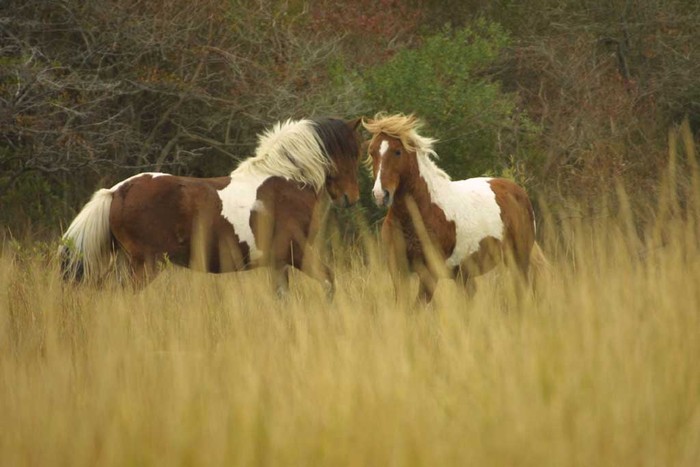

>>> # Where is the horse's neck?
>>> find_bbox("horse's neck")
[393,163,451,230]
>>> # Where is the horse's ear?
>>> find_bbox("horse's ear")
[347,117,362,131]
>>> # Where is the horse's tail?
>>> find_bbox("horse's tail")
[59,188,114,283]
[529,241,552,289]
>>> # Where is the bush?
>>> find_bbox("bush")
[363,20,540,179]
[0,0,364,237]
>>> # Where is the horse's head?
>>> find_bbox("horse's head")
[362,112,436,207]
[363,113,436,208]
[320,118,362,208]
[367,132,417,208]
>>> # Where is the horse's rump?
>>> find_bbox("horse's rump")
[109,173,250,273]
[486,178,536,268]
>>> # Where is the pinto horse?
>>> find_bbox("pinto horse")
[364,113,544,302]
[59,117,362,296]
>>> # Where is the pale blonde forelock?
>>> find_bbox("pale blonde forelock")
[362,113,423,152]
[363,112,438,157]
[362,112,448,180]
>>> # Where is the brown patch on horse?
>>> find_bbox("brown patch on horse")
[459,236,503,278]
[251,177,317,267]
[488,178,536,275]
[109,174,249,280]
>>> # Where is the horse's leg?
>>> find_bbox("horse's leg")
[271,264,291,298]
[412,259,437,304]
[496,243,531,306]
[515,249,531,286]
[109,231,158,291]
[300,248,335,300]
[382,219,410,304]
[279,229,334,300]
[456,269,478,297]
[503,231,534,299]
[387,246,402,302]
[128,254,159,291]
[498,182,536,297]
[458,238,502,299]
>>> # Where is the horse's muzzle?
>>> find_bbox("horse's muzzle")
[373,189,392,208]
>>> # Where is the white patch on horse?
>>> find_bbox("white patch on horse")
[416,156,504,268]
[372,139,390,203]
[217,172,269,261]
[372,167,384,203]
[379,139,389,157]
[110,172,170,192]
[251,200,267,214]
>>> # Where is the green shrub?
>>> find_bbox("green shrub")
[363,20,540,179]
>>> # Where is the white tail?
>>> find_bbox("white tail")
[59,189,114,282]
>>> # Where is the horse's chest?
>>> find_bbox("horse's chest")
[400,215,456,262]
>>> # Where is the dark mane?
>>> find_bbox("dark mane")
[312,118,360,162]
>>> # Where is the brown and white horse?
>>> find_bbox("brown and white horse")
[59,117,362,296]
[364,113,544,302]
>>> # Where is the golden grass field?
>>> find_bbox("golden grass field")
[2,129,700,466]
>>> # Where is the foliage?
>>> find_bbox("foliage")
[306,0,423,65]
[1,0,699,235]
[362,21,541,180]
[0,0,362,233]
[414,0,700,203]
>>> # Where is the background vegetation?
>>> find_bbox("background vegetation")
[2,2,700,464]
[1,127,699,466]
[2,0,699,234]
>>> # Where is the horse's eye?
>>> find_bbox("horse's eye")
[394,149,401,156]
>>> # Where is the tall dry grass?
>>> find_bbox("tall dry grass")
[1,124,700,466]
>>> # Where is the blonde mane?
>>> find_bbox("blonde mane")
[233,119,331,191]
[362,112,450,181]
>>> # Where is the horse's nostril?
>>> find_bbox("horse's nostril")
[383,189,389,201]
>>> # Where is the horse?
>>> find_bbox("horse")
[363,113,545,303]
[59,117,362,297]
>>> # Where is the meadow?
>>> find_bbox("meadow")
[2,132,700,466]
